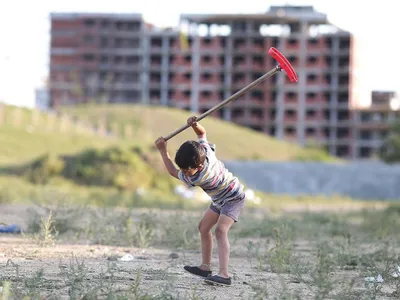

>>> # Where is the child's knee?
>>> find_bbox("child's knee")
[215,225,228,239]
[198,221,210,234]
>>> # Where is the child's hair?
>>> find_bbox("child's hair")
[175,140,206,169]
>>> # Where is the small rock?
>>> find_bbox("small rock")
[169,253,179,259]
[119,254,135,262]
[391,265,400,278]
[364,274,384,283]
[290,279,301,283]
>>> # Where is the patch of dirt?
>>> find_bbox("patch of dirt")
[0,204,397,299]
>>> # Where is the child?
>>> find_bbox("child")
[154,116,246,286]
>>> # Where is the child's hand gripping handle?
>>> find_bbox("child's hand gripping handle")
[163,114,207,141]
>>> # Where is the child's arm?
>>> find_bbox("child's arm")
[187,116,206,139]
[154,137,179,179]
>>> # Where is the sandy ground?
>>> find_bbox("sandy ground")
[0,235,303,300]
[0,203,397,299]
[1,236,397,299]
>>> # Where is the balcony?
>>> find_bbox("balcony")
[149,46,163,54]
[284,134,298,142]
[355,123,390,130]
[200,38,223,50]
[149,63,162,71]
[284,95,298,105]
[283,116,297,125]
[306,95,328,105]
[170,40,192,51]
[51,48,77,55]
[199,60,218,69]
[246,100,265,108]
[286,40,300,51]
[198,96,220,104]
[149,81,162,88]
[77,60,98,69]
[113,63,141,71]
[113,82,141,90]
[251,62,266,72]
[357,139,384,148]
[233,115,264,126]
[251,44,265,53]
[232,79,248,89]
[78,45,99,53]
[198,100,221,109]
[109,48,142,55]
[335,137,352,145]
[107,28,141,37]
[233,62,251,71]
[234,44,254,52]
[306,57,330,69]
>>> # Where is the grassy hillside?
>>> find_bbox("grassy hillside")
[0,104,134,165]
[61,104,338,162]
[0,125,128,166]
[0,123,181,207]
[0,103,346,208]
[0,104,385,210]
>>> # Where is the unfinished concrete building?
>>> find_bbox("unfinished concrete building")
[49,6,355,158]
[49,13,144,106]
[175,6,353,157]
[351,91,400,159]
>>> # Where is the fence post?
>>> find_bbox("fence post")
[31,109,40,128]
[59,114,72,133]
[0,103,4,126]
[124,124,133,139]
[110,122,119,139]
[12,107,22,127]
[97,119,107,136]
[46,112,56,132]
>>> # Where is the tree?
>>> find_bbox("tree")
[380,118,400,163]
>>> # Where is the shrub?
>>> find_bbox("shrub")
[24,153,65,184]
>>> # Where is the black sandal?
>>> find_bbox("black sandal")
[183,265,212,278]
[204,275,232,286]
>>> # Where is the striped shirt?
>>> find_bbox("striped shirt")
[178,138,244,208]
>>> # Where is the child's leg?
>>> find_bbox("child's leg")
[198,207,220,270]
[214,214,235,278]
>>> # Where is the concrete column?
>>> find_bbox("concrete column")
[161,36,170,106]
[296,20,308,146]
[190,25,200,113]
[275,38,285,140]
[141,33,150,104]
[329,37,340,156]
[223,30,233,121]
[350,111,360,159]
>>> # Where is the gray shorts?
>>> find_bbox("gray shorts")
[209,194,246,222]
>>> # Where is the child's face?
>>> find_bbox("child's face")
[180,165,202,176]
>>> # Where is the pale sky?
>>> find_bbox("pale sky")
[0,0,398,108]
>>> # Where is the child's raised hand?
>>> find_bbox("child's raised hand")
[187,116,198,126]
[154,136,167,151]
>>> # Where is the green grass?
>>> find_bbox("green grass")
[61,104,339,162]
[0,125,127,166]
